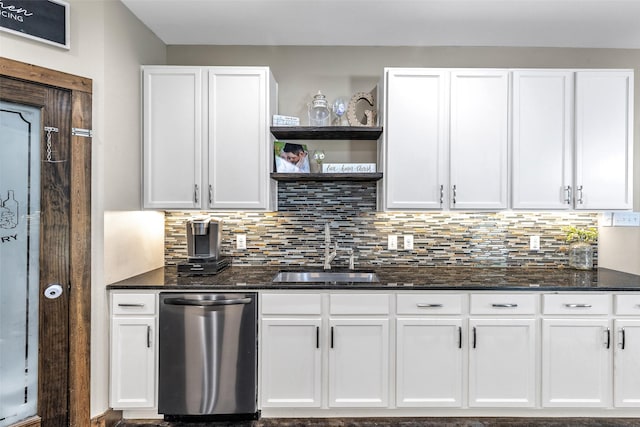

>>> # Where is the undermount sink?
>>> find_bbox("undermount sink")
[272,271,380,284]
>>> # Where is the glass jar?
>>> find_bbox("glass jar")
[568,242,594,270]
[308,91,331,126]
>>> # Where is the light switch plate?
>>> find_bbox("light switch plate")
[236,234,247,250]
[388,235,398,251]
[404,235,414,250]
[530,235,540,251]
[612,212,640,227]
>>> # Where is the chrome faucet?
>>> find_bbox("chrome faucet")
[323,222,337,270]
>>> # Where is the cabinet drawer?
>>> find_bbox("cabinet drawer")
[330,293,390,315]
[614,294,640,315]
[397,293,463,315]
[543,293,610,315]
[261,293,322,315]
[112,293,156,315]
[470,293,537,315]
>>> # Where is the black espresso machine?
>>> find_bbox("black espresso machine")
[177,217,230,276]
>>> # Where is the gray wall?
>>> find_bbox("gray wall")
[167,45,640,208]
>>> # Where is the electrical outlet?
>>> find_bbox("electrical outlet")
[388,235,398,251]
[404,235,414,250]
[530,235,540,251]
[236,234,247,250]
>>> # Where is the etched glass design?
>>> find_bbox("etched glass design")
[0,101,41,427]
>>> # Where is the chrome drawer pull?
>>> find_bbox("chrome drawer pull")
[492,303,518,308]
[416,303,444,308]
[564,303,592,308]
[118,303,145,307]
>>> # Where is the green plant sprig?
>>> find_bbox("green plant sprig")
[563,226,598,243]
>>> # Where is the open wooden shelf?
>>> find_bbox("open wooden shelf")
[271,173,383,182]
[271,126,383,140]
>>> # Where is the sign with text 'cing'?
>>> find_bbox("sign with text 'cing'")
[0,0,69,49]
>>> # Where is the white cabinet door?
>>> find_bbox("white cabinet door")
[542,318,611,407]
[110,317,156,409]
[208,67,274,210]
[384,68,448,210]
[468,318,537,407]
[512,71,574,209]
[328,318,389,407]
[614,319,640,407]
[396,318,463,407]
[260,318,322,408]
[450,70,509,210]
[143,67,203,209]
[575,71,634,210]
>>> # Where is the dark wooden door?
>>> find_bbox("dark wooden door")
[1,76,71,427]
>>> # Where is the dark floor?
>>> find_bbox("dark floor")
[117,417,640,427]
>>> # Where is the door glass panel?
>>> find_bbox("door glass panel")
[0,101,41,427]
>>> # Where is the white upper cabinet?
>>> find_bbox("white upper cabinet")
[383,68,633,211]
[143,67,203,209]
[208,68,276,209]
[383,69,448,210]
[450,70,509,210]
[512,71,574,209]
[575,71,634,210]
[142,66,276,210]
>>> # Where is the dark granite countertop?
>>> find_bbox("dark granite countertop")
[107,265,640,291]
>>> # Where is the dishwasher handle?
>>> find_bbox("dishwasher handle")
[163,297,253,307]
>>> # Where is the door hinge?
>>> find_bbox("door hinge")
[72,128,93,138]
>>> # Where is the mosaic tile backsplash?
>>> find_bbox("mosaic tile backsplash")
[165,181,599,268]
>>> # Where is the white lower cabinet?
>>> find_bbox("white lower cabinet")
[541,293,612,407]
[396,318,463,407]
[395,293,464,407]
[328,318,389,407]
[468,293,537,408]
[110,293,157,409]
[613,294,640,408]
[468,318,537,407]
[259,290,640,416]
[260,318,322,407]
[541,318,611,407]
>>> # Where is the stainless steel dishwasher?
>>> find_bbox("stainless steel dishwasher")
[158,292,258,419]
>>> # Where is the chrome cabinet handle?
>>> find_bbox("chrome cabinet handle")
[208,184,213,205]
[565,303,592,308]
[416,303,443,308]
[439,184,444,205]
[316,326,320,349]
[564,185,572,205]
[147,325,151,348]
[492,303,518,308]
[330,326,334,349]
[163,297,252,306]
[194,184,199,204]
[458,326,462,349]
[577,185,584,204]
[117,303,145,307]
[452,185,457,205]
[621,328,626,350]
[605,328,611,349]
[472,326,477,349]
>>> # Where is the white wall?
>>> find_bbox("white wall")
[0,0,166,417]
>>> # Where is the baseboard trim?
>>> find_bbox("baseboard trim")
[9,416,41,427]
[91,409,123,427]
